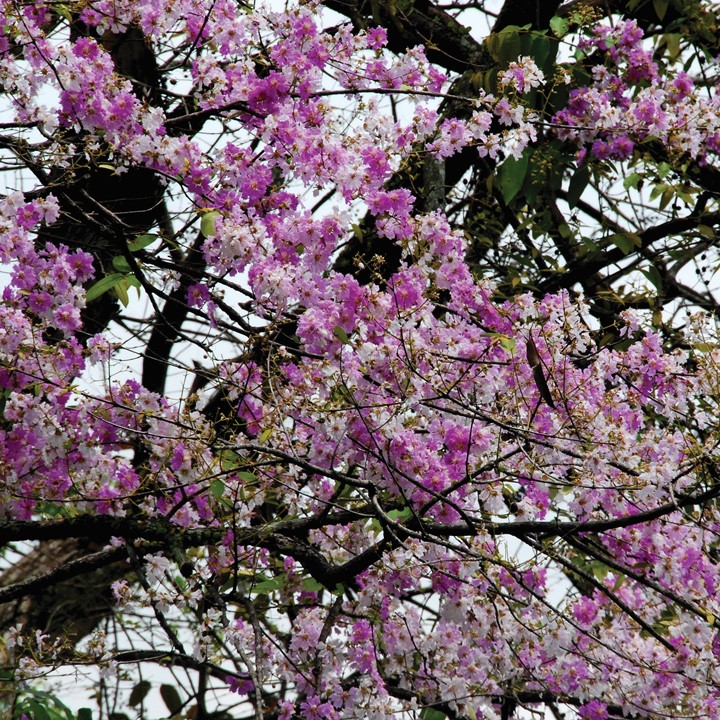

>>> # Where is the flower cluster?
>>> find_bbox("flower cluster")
[553,19,720,162]
[1,2,720,719]
[498,56,545,93]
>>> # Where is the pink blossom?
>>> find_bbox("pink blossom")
[365,27,387,50]
[300,696,337,720]
[579,700,609,720]
[499,56,545,93]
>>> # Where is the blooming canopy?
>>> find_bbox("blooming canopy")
[1,1,720,718]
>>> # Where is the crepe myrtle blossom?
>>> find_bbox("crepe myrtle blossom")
[1,2,720,719]
[498,56,545,93]
[552,19,720,162]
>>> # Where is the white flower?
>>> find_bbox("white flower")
[144,553,170,584]
[498,56,545,93]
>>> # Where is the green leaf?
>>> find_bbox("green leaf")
[20,700,52,720]
[366,517,383,534]
[526,34,554,72]
[112,255,132,273]
[641,265,663,291]
[612,574,626,592]
[652,308,663,328]
[487,332,516,354]
[607,233,640,255]
[77,710,93,720]
[303,577,326,592]
[15,690,75,720]
[649,182,667,201]
[333,325,349,344]
[480,67,499,94]
[657,161,672,179]
[252,573,286,594]
[498,30,521,63]
[237,470,257,482]
[567,164,590,208]
[623,172,642,191]
[200,210,220,238]
[128,233,159,252]
[486,28,522,64]
[125,274,142,289]
[698,224,716,238]
[219,448,240,470]
[549,16,569,37]
[660,185,674,210]
[470,70,485,92]
[662,33,681,60]
[54,4,73,22]
[85,273,127,302]
[420,709,448,720]
[160,684,183,715]
[497,151,529,204]
[115,278,130,307]
[500,336,517,353]
[209,478,225,500]
[653,0,669,20]
[129,680,152,707]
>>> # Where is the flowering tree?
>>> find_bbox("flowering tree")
[2,0,720,718]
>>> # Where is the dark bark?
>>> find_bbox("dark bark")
[142,232,207,395]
